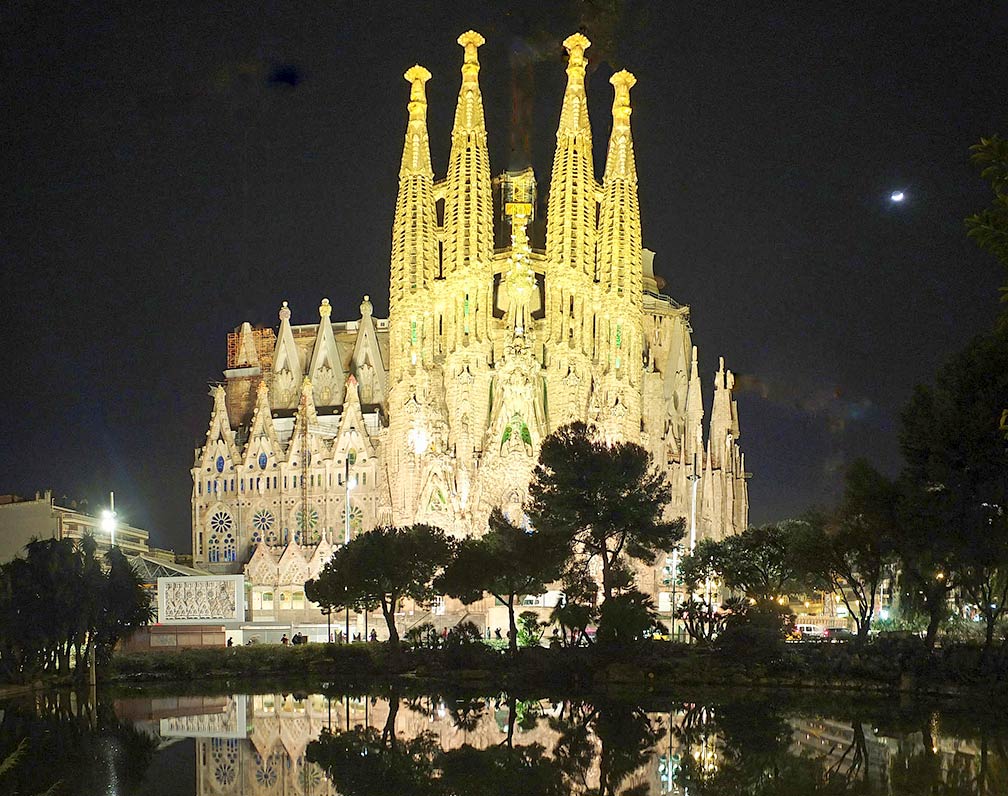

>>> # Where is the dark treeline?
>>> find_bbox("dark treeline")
[0,536,152,682]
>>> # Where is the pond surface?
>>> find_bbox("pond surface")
[1,686,1005,795]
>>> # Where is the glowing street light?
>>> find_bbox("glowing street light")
[101,491,117,548]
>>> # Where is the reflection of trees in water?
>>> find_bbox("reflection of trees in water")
[669,698,1008,796]
[0,690,156,794]
[306,689,566,796]
[37,685,997,796]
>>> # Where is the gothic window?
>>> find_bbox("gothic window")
[208,534,220,563]
[215,455,225,474]
[223,533,236,562]
[212,738,238,788]
[251,531,262,545]
[265,530,277,546]
[252,509,275,533]
[258,452,268,470]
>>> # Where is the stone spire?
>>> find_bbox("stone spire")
[709,357,734,467]
[684,346,704,471]
[598,70,642,301]
[271,301,302,409]
[545,33,597,278]
[390,65,438,310]
[443,31,493,276]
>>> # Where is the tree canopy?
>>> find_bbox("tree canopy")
[437,508,564,652]
[527,421,684,601]
[794,461,898,641]
[966,134,1008,302]
[899,322,1008,651]
[718,522,804,602]
[0,535,152,682]
[306,524,452,650]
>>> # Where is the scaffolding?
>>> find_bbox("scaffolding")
[226,326,276,374]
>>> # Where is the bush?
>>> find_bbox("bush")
[404,623,442,650]
[517,612,545,648]
[596,590,660,647]
[715,599,792,664]
[445,622,484,647]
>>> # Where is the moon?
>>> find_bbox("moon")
[890,190,905,202]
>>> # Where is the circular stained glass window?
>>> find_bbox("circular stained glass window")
[215,455,225,473]
[341,504,363,536]
[252,509,274,532]
[210,511,233,534]
[258,452,268,470]
[296,507,319,532]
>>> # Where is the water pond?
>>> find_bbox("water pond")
[1,685,1005,794]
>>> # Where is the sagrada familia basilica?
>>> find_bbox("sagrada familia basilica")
[191,32,749,619]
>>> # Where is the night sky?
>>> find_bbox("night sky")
[2,2,1005,554]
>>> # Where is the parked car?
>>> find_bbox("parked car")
[823,627,854,642]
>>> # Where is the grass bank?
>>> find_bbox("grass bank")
[106,636,1008,700]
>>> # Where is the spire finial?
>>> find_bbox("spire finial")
[404,65,432,122]
[279,300,291,322]
[610,70,636,124]
[563,33,591,73]
[319,298,332,319]
[457,30,484,82]
[360,294,373,319]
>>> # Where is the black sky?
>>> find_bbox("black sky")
[2,1,1005,553]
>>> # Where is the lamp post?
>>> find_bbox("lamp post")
[344,458,357,640]
[101,491,117,550]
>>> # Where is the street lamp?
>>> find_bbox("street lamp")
[101,491,117,549]
[344,457,357,640]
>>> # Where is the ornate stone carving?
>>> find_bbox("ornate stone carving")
[158,575,244,623]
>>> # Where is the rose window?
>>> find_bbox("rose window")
[209,511,233,536]
[252,509,274,532]
[341,505,364,537]
[255,761,278,787]
[214,762,236,786]
[296,506,319,533]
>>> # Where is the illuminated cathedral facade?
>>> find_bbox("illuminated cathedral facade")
[191,31,748,616]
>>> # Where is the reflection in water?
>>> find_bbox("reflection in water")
[1,689,1006,795]
[178,693,1007,796]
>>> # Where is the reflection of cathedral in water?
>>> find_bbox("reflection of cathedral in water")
[183,694,671,795]
[149,694,998,795]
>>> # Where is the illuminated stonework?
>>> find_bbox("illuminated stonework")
[191,31,749,612]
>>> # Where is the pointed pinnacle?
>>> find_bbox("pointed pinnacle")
[610,70,636,123]
[563,32,591,64]
[404,65,432,121]
[458,30,484,81]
